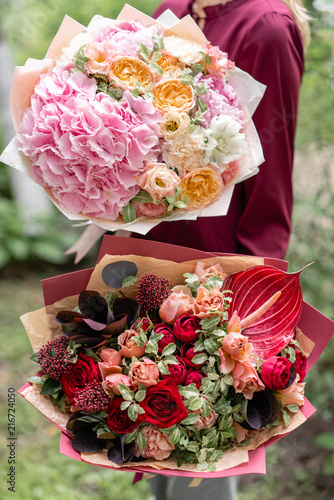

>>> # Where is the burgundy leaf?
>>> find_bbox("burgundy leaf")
[223,265,303,358]
[78,290,109,324]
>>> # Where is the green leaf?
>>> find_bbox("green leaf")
[169,426,181,445]
[204,338,219,354]
[118,384,134,402]
[40,377,61,395]
[145,339,159,355]
[188,397,203,411]
[139,43,150,63]
[151,51,162,63]
[121,401,132,411]
[178,385,199,399]
[191,63,205,74]
[135,389,147,403]
[74,45,89,71]
[163,355,179,365]
[30,352,39,363]
[162,343,177,356]
[192,353,208,365]
[286,404,300,413]
[282,409,290,428]
[213,397,232,415]
[122,276,137,288]
[200,315,222,332]
[153,33,165,51]
[186,441,200,452]
[131,190,153,204]
[124,429,139,444]
[149,62,164,75]
[158,360,170,376]
[122,203,137,223]
[84,349,102,362]
[208,450,224,463]
[202,398,211,418]
[180,413,200,426]
[137,430,147,450]
[128,404,139,422]
[27,375,44,385]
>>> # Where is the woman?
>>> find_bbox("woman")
[142,1,310,499]
[133,0,310,260]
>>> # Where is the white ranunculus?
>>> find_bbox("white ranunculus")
[204,115,247,169]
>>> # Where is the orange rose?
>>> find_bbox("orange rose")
[98,348,122,378]
[223,332,254,366]
[117,329,146,358]
[109,57,154,90]
[194,261,226,283]
[193,284,225,319]
[102,373,136,396]
[154,51,184,73]
[232,361,265,400]
[180,166,223,209]
[129,357,160,388]
[153,79,194,114]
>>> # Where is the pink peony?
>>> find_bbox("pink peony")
[17,67,161,222]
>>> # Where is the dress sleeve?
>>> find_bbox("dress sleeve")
[234,12,304,258]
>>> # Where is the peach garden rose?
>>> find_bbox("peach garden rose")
[180,166,223,209]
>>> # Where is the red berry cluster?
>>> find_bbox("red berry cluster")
[73,382,111,413]
[37,336,72,380]
[136,273,172,319]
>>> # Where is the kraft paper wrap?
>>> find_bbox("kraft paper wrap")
[19,252,314,475]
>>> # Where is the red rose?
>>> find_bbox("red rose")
[261,356,294,390]
[61,353,100,402]
[155,323,175,354]
[185,369,205,389]
[293,351,307,382]
[180,342,205,368]
[107,397,139,434]
[173,314,201,343]
[140,379,188,428]
[161,355,187,385]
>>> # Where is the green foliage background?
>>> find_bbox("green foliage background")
[0,1,333,499]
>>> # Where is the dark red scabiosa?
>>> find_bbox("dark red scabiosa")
[161,355,187,385]
[136,273,172,321]
[184,369,205,389]
[61,353,101,402]
[180,342,206,368]
[154,323,176,353]
[107,397,140,434]
[37,336,72,380]
[173,314,201,342]
[73,382,111,413]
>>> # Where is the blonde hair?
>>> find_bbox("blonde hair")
[280,0,311,49]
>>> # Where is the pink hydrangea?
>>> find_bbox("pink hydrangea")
[17,66,161,220]
[197,75,245,129]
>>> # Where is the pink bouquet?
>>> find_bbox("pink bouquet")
[19,236,334,477]
[1,6,265,235]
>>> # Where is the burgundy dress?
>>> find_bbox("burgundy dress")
[133,0,304,259]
